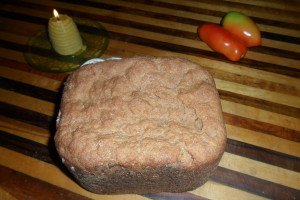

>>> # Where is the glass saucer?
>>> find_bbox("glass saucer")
[25,18,109,73]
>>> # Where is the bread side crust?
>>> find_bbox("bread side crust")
[63,155,222,194]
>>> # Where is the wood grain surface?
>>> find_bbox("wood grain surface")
[0,0,300,199]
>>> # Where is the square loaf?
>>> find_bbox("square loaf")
[55,56,227,194]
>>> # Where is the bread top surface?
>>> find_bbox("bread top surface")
[55,57,226,170]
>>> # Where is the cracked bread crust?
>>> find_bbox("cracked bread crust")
[55,56,227,194]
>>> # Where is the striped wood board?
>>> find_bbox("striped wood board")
[0,0,300,199]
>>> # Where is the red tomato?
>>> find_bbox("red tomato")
[198,23,247,61]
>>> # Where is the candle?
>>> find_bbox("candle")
[48,9,85,56]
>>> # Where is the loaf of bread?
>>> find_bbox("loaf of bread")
[55,56,227,194]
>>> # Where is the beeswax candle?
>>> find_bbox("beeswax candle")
[48,9,85,56]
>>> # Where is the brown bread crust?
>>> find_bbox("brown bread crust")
[55,56,227,194]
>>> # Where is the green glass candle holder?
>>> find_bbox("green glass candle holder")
[25,18,109,73]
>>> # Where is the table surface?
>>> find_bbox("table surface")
[1,0,300,199]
